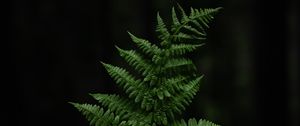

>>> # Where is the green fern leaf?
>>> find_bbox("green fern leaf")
[128,32,161,56]
[183,25,206,36]
[167,43,205,56]
[70,102,118,126]
[164,58,196,71]
[164,76,187,93]
[174,118,220,126]
[156,12,170,41]
[172,32,194,41]
[171,6,221,43]
[167,76,203,114]
[116,46,154,76]
[71,4,221,126]
[177,4,189,23]
[171,7,181,32]
[101,62,148,99]
[90,94,136,118]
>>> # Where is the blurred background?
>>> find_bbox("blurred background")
[10,0,299,126]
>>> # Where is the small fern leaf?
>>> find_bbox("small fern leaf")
[177,4,189,23]
[101,62,147,99]
[70,102,118,126]
[128,32,161,56]
[116,46,154,76]
[183,25,206,36]
[174,118,220,126]
[156,12,170,41]
[168,43,204,56]
[197,119,220,126]
[188,118,198,126]
[181,75,203,93]
[164,76,187,93]
[101,62,139,86]
[90,94,139,119]
[172,32,194,41]
[157,90,164,100]
[171,7,181,32]
[191,19,205,33]
[168,76,203,114]
[191,8,222,29]
[164,58,196,71]
[171,6,221,43]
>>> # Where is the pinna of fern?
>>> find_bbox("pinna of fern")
[70,5,221,126]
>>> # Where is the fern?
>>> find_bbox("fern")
[71,4,221,126]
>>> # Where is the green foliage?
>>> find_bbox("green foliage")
[71,4,221,126]
[174,119,219,126]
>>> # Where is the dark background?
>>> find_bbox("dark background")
[9,0,299,126]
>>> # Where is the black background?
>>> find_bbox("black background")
[9,0,299,126]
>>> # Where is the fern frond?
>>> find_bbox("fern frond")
[174,118,220,126]
[90,94,140,119]
[172,32,195,41]
[171,7,181,32]
[168,76,203,114]
[70,103,119,126]
[151,54,164,64]
[171,5,221,43]
[164,58,196,71]
[156,12,170,41]
[164,76,187,93]
[189,8,221,29]
[101,62,140,87]
[154,86,172,101]
[190,19,205,34]
[116,46,154,76]
[128,32,161,56]
[71,5,221,126]
[177,4,189,23]
[100,63,159,112]
[167,43,205,56]
[120,119,152,126]
[101,62,148,99]
[183,25,206,36]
